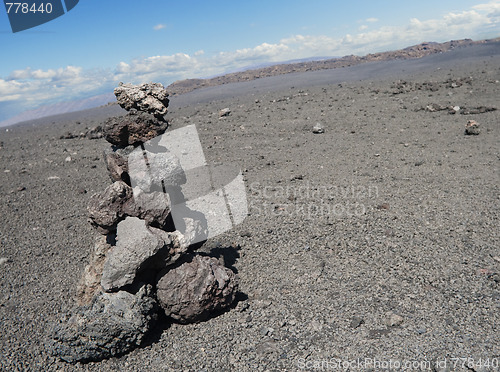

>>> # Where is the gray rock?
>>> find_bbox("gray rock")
[312,123,325,134]
[461,106,496,115]
[385,312,404,327]
[103,111,169,148]
[156,255,238,323]
[350,316,364,328]
[101,217,189,292]
[84,126,104,140]
[114,82,169,117]
[464,119,480,135]
[48,284,157,363]
[123,187,173,230]
[219,108,231,117]
[76,234,114,305]
[425,103,448,112]
[128,147,186,192]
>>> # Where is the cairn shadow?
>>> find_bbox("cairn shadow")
[199,244,241,274]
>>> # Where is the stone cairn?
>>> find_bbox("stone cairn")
[48,82,239,363]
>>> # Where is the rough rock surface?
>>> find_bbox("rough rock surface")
[103,111,169,147]
[465,119,481,135]
[127,148,187,191]
[87,181,133,234]
[76,234,114,305]
[123,187,173,230]
[156,255,238,323]
[103,145,134,184]
[219,108,231,117]
[100,217,188,292]
[312,123,325,134]
[114,82,170,117]
[48,285,157,364]
[87,181,173,233]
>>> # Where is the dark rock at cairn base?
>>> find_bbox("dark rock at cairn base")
[156,255,239,324]
[103,111,169,147]
[48,284,158,364]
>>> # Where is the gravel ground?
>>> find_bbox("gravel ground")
[0,42,499,371]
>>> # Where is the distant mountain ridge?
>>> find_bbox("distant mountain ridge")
[167,38,500,95]
[2,37,499,128]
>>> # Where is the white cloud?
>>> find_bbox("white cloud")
[114,53,201,83]
[153,24,166,31]
[1,1,499,122]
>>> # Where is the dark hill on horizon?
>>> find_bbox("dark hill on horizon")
[167,37,500,95]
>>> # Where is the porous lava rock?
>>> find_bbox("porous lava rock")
[156,255,239,323]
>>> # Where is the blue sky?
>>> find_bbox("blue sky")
[1,0,500,123]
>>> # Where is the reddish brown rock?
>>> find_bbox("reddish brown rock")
[103,146,134,184]
[156,255,238,323]
[103,111,169,147]
[87,181,133,234]
[87,181,174,234]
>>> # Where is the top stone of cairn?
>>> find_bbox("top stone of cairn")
[114,82,170,118]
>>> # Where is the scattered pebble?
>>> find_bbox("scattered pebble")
[465,119,480,135]
[350,316,364,329]
[4,169,10,173]
[0,257,9,265]
[47,176,60,180]
[385,312,404,327]
[259,327,274,337]
[312,123,324,134]
[65,156,72,162]
[219,108,231,117]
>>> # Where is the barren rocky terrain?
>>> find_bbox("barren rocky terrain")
[0,40,499,371]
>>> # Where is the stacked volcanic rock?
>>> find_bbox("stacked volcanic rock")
[48,82,239,364]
